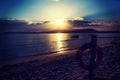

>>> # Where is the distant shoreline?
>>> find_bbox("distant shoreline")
[0,28,120,34]
[0,31,120,34]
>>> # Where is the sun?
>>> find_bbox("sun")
[50,19,68,30]
[53,19,65,26]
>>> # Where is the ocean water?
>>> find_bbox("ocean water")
[0,33,119,63]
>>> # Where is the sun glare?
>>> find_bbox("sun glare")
[53,19,64,26]
[50,19,68,30]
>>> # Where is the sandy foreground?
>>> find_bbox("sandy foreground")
[0,43,120,80]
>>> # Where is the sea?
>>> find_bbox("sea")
[0,33,119,64]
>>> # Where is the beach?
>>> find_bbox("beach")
[0,42,120,80]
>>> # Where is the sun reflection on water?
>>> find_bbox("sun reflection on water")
[49,33,68,52]
[56,33,63,51]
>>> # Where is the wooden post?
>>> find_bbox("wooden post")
[89,35,97,80]
[112,37,118,72]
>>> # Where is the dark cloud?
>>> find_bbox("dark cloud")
[67,20,92,27]
[0,19,46,32]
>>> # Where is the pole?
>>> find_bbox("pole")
[89,35,97,80]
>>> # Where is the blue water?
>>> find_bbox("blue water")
[0,33,118,63]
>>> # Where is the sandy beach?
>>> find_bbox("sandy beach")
[0,43,120,80]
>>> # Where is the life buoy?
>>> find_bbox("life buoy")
[76,43,103,70]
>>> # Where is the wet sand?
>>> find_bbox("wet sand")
[0,43,120,80]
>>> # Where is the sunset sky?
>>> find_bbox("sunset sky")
[0,0,120,31]
[0,0,120,21]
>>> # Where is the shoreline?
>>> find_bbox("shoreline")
[0,42,111,68]
[0,42,119,80]
[0,49,77,68]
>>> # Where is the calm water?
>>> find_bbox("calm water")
[0,33,119,63]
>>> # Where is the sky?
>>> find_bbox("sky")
[0,0,120,32]
[0,0,120,22]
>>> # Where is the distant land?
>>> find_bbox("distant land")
[0,28,120,34]
[49,29,120,33]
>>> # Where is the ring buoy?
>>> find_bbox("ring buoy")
[76,43,103,70]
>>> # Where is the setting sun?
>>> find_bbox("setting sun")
[50,19,69,30]
[53,19,65,26]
